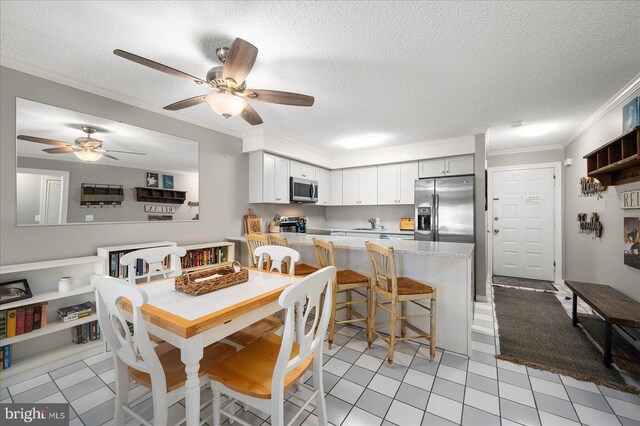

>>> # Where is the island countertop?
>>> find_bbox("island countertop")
[226,233,474,260]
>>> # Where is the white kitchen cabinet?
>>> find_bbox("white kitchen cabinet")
[342,166,378,205]
[419,155,474,178]
[290,160,316,180]
[378,162,418,204]
[315,167,331,205]
[330,170,343,205]
[249,152,290,203]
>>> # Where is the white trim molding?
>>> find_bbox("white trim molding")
[562,73,640,147]
[486,144,564,157]
[1,56,243,139]
[470,126,489,135]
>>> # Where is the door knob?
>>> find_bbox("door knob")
[494,229,500,234]
[494,217,499,221]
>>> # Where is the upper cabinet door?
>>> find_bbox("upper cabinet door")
[262,153,277,203]
[330,170,343,206]
[359,166,378,205]
[419,158,446,178]
[377,164,400,205]
[290,160,316,180]
[445,155,474,176]
[274,156,290,203]
[342,168,360,205]
[399,162,419,204]
[289,160,304,179]
[315,167,331,205]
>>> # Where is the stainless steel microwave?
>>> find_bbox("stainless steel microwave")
[290,177,318,203]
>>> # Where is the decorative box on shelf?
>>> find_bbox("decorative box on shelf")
[583,126,640,186]
[81,183,124,206]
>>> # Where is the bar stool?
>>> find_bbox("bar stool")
[269,234,318,276]
[313,238,370,349]
[365,241,437,365]
[245,234,270,269]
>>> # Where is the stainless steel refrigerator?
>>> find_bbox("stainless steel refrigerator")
[414,176,475,243]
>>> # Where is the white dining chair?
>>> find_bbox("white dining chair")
[91,274,236,426]
[120,246,186,284]
[254,245,300,275]
[208,266,336,426]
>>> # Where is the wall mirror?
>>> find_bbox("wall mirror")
[16,98,199,226]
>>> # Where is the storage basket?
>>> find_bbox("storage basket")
[175,264,248,296]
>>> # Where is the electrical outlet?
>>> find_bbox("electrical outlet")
[85,215,94,222]
[34,214,41,222]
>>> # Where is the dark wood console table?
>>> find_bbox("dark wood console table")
[565,280,640,367]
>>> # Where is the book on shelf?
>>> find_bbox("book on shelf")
[71,320,100,344]
[108,249,170,278]
[0,302,49,339]
[58,301,95,323]
[181,247,227,270]
[1,345,11,370]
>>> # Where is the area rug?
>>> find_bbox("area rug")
[492,275,556,292]
[493,286,639,394]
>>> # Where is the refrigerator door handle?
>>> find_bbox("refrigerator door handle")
[431,194,436,240]
[435,194,439,241]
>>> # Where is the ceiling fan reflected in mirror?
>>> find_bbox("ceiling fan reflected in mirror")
[113,37,315,126]
[17,126,146,162]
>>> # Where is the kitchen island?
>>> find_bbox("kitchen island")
[226,233,474,355]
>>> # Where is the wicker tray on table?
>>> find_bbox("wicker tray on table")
[175,263,248,296]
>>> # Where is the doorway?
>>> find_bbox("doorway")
[17,168,69,225]
[488,163,562,283]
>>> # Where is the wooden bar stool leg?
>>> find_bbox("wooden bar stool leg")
[328,281,338,349]
[368,289,376,348]
[430,297,437,360]
[365,279,371,342]
[388,299,397,366]
[401,301,407,338]
[346,288,352,320]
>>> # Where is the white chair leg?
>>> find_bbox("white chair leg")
[312,355,328,426]
[270,396,285,426]
[212,382,222,426]
[151,384,169,426]
[113,357,129,426]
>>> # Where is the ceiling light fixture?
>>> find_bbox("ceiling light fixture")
[520,123,556,137]
[74,150,102,162]
[205,92,247,118]
[340,134,384,149]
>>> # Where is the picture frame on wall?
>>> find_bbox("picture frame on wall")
[163,174,174,189]
[146,172,159,188]
[0,279,33,305]
[624,217,640,270]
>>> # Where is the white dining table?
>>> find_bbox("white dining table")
[125,269,299,426]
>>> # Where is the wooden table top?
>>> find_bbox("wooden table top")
[565,280,640,328]
[121,269,298,338]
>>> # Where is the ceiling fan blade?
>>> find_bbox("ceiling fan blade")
[240,104,263,126]
[100,153,120,161]
[99,149,146,155]
[43,147,75,154]
[113,49,211,88]
[223,38,258,85]
[17,135,71,147]
[163,95,207,111]
[244,89,314,107]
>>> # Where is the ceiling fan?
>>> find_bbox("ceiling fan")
[17,126,146,162]
[113,38,314,126]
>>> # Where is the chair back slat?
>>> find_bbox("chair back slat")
[91,274,166,392]
[254,245,300,276]
[272,266,335,392]
[268,235,288,247]
[313,238,336,268]
[365,241,398,295]
[119,246,186,284]
[245,234,270,268]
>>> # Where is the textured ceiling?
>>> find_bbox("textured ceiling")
[16,98,198,173]
[1,1,639,153]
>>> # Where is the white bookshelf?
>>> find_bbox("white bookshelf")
[97,241,177,279]
[0,256,106,385]
[181,242,235,273]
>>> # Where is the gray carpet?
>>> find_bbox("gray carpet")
[492,275,556,292]
[493,286,638,393]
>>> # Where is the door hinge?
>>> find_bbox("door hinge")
[554,261,556,271]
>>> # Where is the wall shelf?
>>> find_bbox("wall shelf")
[135,187,187,204]
[1,313,98,346]
[584,126,640,186]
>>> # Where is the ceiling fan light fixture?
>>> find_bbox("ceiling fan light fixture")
[74,150,102,162]
[205,92,247,118]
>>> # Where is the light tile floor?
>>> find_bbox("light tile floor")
[1,286,639,426]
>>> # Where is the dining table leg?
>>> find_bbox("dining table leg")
[181,335,204,426]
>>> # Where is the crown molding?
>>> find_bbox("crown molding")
[486,144,564,157]
[1,56,243,139]
[562,73,640,147]
[470,126,489,135]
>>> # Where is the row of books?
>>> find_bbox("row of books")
[0,345,11,370]
[181,247,227,270]
[71,320,100,344]
[0,303,48,339]
[58,301,95,323]
[108,250,169,278]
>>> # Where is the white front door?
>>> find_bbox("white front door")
[492,167,555,281]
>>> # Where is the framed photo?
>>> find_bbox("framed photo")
[624,217,640,270]
[146,172,159,188]
[163,175,174,189]
[0,279,33,305]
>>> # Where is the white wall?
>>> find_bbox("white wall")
[1,66,247,265]
[487,148,564,168]
[563,88,640,301]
